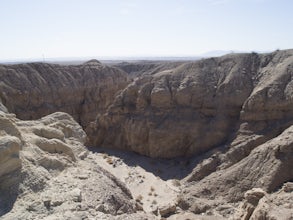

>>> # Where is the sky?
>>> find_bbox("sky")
[0,0,292,60]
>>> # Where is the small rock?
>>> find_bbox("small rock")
[78,151,88,160]
[244,188,266,205]
[283,182,293,192]
[117,209,124,215]
[51,199,63,207]
[135,202,144,211]
[96,204,105,212]
[159,203,176,217]
[27,201,42,211]
[43,200,51,209]
[78,174,88,180]
[77,204,89,211]
[71,188,82,202]
[151,206,159,216]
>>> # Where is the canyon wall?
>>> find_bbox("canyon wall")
[91,50,293,158]
[1,50,293,160]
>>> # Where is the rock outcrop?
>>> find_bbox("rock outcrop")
[234,185,293,220]
[0,112,22,178]
[0,60,129,131]
[0,111,148,219]
[176,119,293,218]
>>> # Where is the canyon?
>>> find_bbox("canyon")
[0,49,292,219]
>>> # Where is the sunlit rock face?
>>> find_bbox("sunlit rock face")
[0,111,143,219]
[0,60,130,130]
[90,50,293,158]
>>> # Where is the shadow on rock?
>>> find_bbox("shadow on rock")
[0,170,20,216]
[90,147,203,180]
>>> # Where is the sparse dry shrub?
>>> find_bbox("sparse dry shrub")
[172,179,181,187]
[106,157,113,164]
[136,194,143,203]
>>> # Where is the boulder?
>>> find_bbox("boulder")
[158,203,176,217]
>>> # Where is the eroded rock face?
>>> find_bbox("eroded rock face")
[88,50,293,218]
[0,111,144,219]
[0,60,129,130]
[176,123,293,218]
[234,185,293,220]
[90,50,293,158]
[0,112,22,178]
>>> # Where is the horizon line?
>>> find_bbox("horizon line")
[0,49,290,64]
[0,49,278,63]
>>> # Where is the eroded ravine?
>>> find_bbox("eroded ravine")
[1,50,293,219]
[89,148,191,214]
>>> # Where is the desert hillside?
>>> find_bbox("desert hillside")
[0,59,129,129]
[0,50,292,219]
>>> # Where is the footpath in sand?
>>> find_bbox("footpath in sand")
[90,148,195,214]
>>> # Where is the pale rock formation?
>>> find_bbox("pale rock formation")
[233,188,266,220]
[177,123,293,218]
[0,111,147,219]
[234,185,293,220]
[158,203,177,217]
[0,111,22,178]
[0,135,21,177]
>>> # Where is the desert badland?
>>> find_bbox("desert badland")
[0,49,292,219]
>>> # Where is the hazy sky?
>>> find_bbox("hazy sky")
[1,0,292,60]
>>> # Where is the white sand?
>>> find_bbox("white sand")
[90,148,194,214]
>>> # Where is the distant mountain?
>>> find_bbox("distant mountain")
[200,49,274,57]
[199,50,245,57]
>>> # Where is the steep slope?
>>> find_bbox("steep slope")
[90,50,293,158]
[177,125,293,217]
[0,60,129,130]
